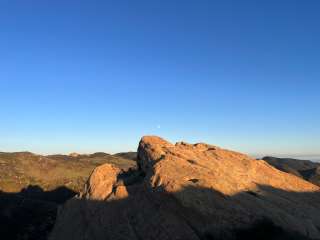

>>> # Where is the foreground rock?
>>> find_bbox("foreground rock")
[50,136,320,240]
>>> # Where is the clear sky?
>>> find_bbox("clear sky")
[0,1,319,156]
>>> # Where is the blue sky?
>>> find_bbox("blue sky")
[0,1,319,156]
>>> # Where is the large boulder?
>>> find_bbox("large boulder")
[80,164,121,200]
[50,136,320,240]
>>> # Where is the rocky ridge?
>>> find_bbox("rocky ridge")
[50,136,320,240]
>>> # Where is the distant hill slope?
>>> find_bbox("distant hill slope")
[0,151,136,194]
[262,156,320,186]
[113,151,137,160]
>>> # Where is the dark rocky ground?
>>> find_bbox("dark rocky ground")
[0,186,71,240]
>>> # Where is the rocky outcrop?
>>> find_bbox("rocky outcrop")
[262,156,320,186]
[50,136,320,240]
[80,164,121,200]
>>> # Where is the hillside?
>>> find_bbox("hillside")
[0,151,136,194]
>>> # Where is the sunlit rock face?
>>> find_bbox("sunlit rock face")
[50,136,320,240]
[80,164,121,201]
[262,156,320,186]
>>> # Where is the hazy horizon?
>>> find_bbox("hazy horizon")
[1,1,319,156]
[1,138,320,163]
[1,149,320,164]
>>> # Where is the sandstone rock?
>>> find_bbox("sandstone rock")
[262,156,320,186]
[138,136,320,238]
[50,136,320,240]
[80,164,121,201]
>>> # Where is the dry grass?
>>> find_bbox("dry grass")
[0,152,137,193]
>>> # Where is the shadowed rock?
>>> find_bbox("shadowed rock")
[0,186,75,240]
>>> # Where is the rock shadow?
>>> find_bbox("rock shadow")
[0,185,76,240]
[48,181,320,240]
